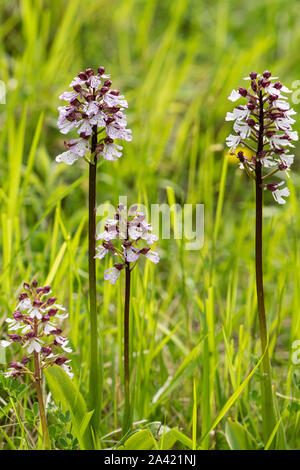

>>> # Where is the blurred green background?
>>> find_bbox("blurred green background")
[0,0,300,449]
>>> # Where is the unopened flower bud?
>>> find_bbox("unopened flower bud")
[55,356,68,365]
[249,71,257,79]
[19,292,28,301]
[263,70,272,78]
[46,297,57,306]
[78,72,88,80]
[97,66,105,75]
[238,87,247,97]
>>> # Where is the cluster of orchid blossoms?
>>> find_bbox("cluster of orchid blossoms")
[0,281,73,380]
[95,204,160,284]
[55,66,132,165]
[226,70,298,204]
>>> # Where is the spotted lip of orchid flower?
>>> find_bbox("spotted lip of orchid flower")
[55,66,132,165]
[95,205,160,283]
[1,280,73,379]
[225,70,297,204]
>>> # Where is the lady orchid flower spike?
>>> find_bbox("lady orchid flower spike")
[56,66,132,165]
[226,70,297,204]
[225,70,297,446]
[95,203,159,284]
[55,66,132,435]
[1,280,72,450]
[95,204,159,434]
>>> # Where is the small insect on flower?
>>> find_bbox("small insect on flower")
[95,204,159,284]
[1,280,73,379]
[225,70,297,204]
[55,66,132,165]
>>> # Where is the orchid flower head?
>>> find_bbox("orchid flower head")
[95,204,159,284]
[226,70,297,204]
[55,66,132,165]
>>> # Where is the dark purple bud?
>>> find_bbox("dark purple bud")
[249,72,257,79]
[278,162,288,171]
[237,151,246,162]
[269,111,284,120]
[10,362,24,370]
[110,90,119,96]
[100,86,109,94]
[32,280,38,288]
[36,287,45,294]
[105,116,115,124]
[266,182,278,192]
[55,356,68,366]
[42,315,50,322]
[51,328,62,335]
[23,282,31,290]
[268,94,279,103]
[238,87,247,97]
[8,334,22,342]
[246,118,256,127]
[114,263,125,271]
[247,102,256,110]
[21,357,30,365]
[25,331,35,339]
[85,93,94,102]
[85,68,94,76]
[274,81,282,90]
[139,247,151,255]
[13,311,23,321]
[103,80,112,87]
[41,346,52,356]
[265,130,276,138]
[263,70,272,79]
[95,143,104,154]
[46,297,57,306]
[104,136,114,144]
[33,299,43,307]
[73,84,82,92]
[43,286,51,294]
[108,106,120,114]
[78,72,88,80]
[69,97,81,107]
[48,308,58,317]
[19,292,28,301]
[251,80,257,92]
[97,66,105,75]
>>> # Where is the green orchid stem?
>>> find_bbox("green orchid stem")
[255,90,277,445]
[88,126,101,436]
[33,318,50,450]
[33,352,50,450]
[122,261,131,435]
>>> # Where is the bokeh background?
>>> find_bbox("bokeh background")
[1,0,300,449]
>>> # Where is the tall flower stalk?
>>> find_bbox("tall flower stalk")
[95,204,159,434]
[55,66,132,434]
[226,71,297,443]
[1,281,72,450]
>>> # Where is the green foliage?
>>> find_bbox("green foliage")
[45,365,95,450]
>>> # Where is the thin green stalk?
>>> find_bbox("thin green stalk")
[122,261,131,435]
[88,125,101,436]
[33,320,50,450]
[255,90,277,444]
